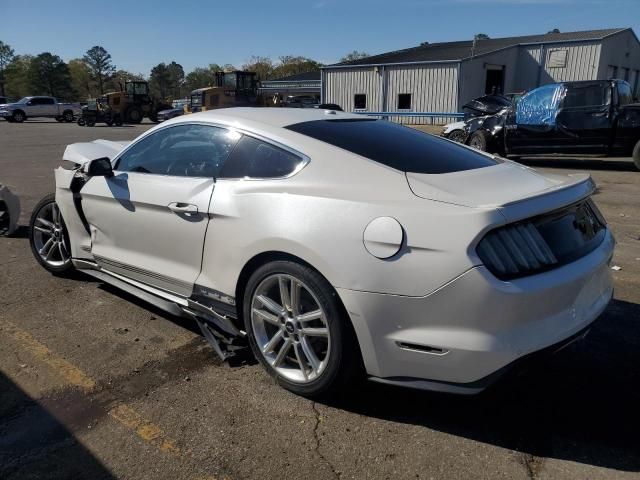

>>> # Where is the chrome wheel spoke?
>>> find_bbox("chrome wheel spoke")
[252,308,280,326]
[272,339,292,367]
[290,280,301,315]
[300,337,320,374]
[39,237,54,256]
[279,276,291,311]
[256,294,285,316]
[262,329,284,354]
[296,309,322,323]
[300,327,328,337]
[36,217,55,230]
[45,241,57,261]
[34,225,53,235]
[294,343,309,381]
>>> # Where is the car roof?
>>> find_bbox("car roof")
[171,107,362,129]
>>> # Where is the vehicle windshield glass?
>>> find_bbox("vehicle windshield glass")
[286,119,498,174]
[15,97,29,104]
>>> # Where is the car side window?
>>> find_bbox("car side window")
[563,84,611,108]
[617,82,633,106]
[515,84,564,126]
[115,124,240,178]
[43,98,55,105]
[219,135,304,179]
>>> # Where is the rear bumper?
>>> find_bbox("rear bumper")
[338,229,615,392]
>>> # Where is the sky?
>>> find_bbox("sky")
[3,0,640,76]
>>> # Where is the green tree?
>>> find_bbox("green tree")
[474,33,490,40]
[340,50,369,63]
[242,55,274,81]
[68,58,94,99]
[107,69,145,92]
[150,61,184,99]
[184,64,221,93]
[272,56,322,79]
[4,55,33,99]
[83,46,115,95]
[0,41,15,97]
[28,53,74,99]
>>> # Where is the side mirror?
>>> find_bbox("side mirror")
[26,100,34,106]
[83,157,114,177]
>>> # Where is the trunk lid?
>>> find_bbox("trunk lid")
[406,161,595,221]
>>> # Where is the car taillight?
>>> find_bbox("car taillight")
[477,223,557,279]
[477,199,605,280]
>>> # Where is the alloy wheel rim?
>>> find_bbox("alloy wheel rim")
[251,274,331,384]
[33,202,71,267]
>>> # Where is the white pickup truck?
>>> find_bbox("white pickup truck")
[0,96,81,123]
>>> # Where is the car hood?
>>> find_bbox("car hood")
[406,161,594,211]
[62,139,131,165]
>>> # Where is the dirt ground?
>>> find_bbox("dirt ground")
[1,119,639,480]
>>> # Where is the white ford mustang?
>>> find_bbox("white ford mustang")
[29,108,615,396]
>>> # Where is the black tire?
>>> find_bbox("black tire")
[0,200,11,236]
[114,115,123,127]
[148,111,159,123]
[467,130,492,152]
[85,118,96,127]
[77,117,86,126]
[12,110,26,123]
[55,116,64,122]
[28,193,74,275]
[633,140,640,171]
[63,110,74,122]
[243,260,362,398]
[447,129,467,143]
[124,106,143,124]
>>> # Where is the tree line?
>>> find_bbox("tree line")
[0,42,369,101]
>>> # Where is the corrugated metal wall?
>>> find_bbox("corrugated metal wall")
[323,68,383,112]
[384,64,459,124]
[542,41,601,82]
[516,46,543,91]
[323,63,459,124]
[598,30,640,95]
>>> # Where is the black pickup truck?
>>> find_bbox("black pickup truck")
[464,80,640,170]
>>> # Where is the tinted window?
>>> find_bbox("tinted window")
[42,98,55,105]
[617,82,633,106]
[220,136,303,179]
[354,94,366,110]
[285,119,497,174]
[116,124,239,177]
[398,94,411,109]
[563,84,610,108]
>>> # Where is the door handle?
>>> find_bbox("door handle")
[168,202,198,214]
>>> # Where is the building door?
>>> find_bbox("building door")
[485,65,505,95]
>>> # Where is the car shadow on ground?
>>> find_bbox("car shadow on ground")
[515,156,637,172]
[322,298,640,473]
[0,371,115,479]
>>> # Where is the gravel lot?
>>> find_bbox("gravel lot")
[1,119,639,480]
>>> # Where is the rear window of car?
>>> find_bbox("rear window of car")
[285,119,498,174]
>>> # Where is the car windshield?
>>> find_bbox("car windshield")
[15,97,30,104]
[286,119,498,174]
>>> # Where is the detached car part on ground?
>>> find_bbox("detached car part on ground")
[461,80,640,171]
[29,108,614,397]
[0,184,21,236]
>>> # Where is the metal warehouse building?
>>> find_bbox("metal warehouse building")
[321,28,640,123]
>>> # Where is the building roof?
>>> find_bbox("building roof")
[266,71,322,82]
[331,28,629,67]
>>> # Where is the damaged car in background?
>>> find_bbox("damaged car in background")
[441,94,516,143]
[0,183,21,236]
[29,108,614,397]
[462,80,640,170]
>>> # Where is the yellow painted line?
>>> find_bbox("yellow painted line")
[2,319,96,391]
[109,404,181,456]
[0,319,182,458]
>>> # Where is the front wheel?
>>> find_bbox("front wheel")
[244,260,361,398]
[633,140,640,171]
[467,130,491,152]
[29,194,74,275]
[12,111,25,123]
[447,129,467,143]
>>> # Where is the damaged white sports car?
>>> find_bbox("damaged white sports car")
[29,108,614,396]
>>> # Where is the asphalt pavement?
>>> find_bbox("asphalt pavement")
[1,118,639,479]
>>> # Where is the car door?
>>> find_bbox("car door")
[24,98,43,116]
[80,123,240,297]
[41,97,58,116]
[505,83,566,154]
[553,82,612,153]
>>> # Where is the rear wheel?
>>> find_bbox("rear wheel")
[125,106,143,124]
[77,117,86,126]
[468,130,491,152]
[63,110,74,122]
[55,117,64,122]
[633,140,640,171]
[244,260,361,398]
[29,194,74,275]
